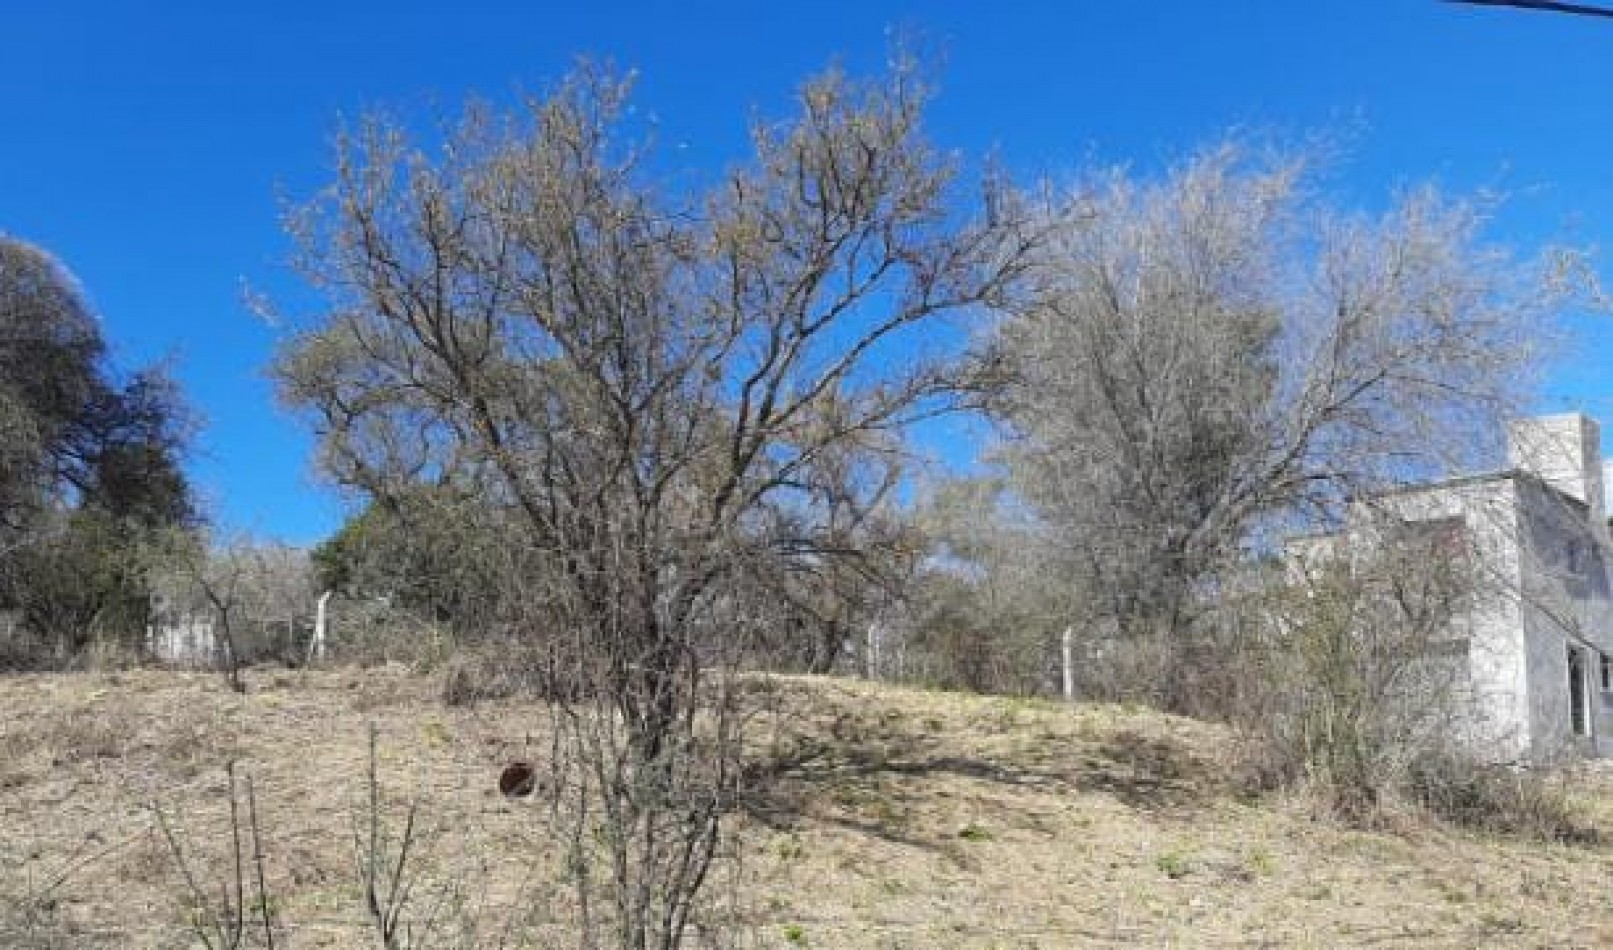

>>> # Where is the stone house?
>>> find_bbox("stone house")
[1289,413,1613,763]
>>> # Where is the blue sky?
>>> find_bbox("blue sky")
[2,0,1611,544]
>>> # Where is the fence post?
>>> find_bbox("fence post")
[1061,625,1074,702]
[308,590,333,665]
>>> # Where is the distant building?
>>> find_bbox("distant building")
[145,606,220,667]
[1289,414,1613,762]
[145,544,316,667]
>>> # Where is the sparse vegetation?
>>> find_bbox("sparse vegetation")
[1153,850,1192,880]
[153,762,282,950]
[4,33,1611,950]
[1406,753,1599,844]
[0,669,1605,948]
[1230,531,1601,840]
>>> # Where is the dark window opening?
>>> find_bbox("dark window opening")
[1568,646,1589,738]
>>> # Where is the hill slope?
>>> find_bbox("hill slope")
[0,669,1608,948]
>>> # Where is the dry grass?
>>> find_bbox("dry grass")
[0,669,1608,948]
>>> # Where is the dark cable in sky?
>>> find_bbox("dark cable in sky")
[1446,0,1613,18]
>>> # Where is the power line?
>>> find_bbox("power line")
[1444,0,1613,19]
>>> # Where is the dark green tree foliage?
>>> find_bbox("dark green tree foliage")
[0,240,101,533]
[7,511,152,661]
[312,484,501,625]
[72,368,195,527]
[0,237,196,665]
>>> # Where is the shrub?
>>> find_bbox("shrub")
[440,649,524,706]
[1233,539,1599,843]
[1406,754,1598,844]
[323,597,455,671]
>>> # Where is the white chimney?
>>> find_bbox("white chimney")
[1507,413,1604,520]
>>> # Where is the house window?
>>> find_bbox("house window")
[1568,646,1590,738]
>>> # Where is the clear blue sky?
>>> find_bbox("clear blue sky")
[3,0,1611,544]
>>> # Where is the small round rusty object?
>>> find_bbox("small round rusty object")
[498,760,537,798]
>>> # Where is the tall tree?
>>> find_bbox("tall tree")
[274,62,1029,948]
[0,237,196,663]
[992,142,1590,701]
[0,238,105,535]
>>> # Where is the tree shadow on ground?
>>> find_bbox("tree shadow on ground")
[738,692,1221,851]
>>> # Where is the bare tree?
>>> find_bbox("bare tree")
[991,140,1592,705]
[274,59,1028,949]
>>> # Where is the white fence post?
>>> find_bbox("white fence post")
[1061,625,1074,702]
[308,590,333,665]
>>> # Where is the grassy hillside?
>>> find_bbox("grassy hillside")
[0,669,1608,948]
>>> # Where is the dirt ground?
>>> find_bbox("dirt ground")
[0,668,1608,948]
